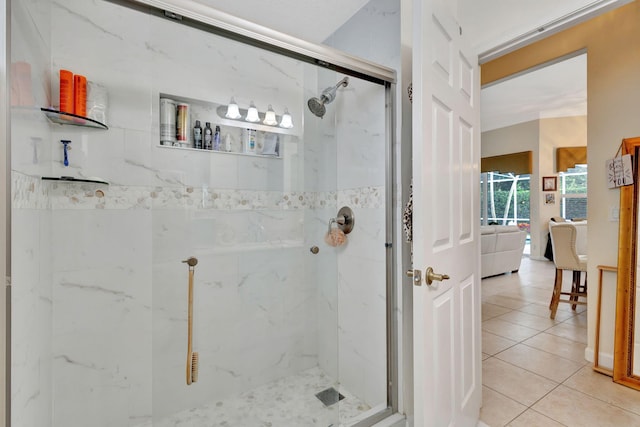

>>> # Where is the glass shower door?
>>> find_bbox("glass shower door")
[149,132,343,425]
[9,0,393,426]
[148,15,342,426]
[141,4,389,427]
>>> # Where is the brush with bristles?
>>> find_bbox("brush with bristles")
[191,352,199,383]
[183,257,198,385]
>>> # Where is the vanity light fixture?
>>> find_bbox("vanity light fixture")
[279,107,293,129]
[245,101,260,122]
[263,104,278,126]
[225,97,241,119]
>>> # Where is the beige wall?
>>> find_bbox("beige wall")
[482,116,586,260]
[482,0,640,367]
[538,116,587,258]
[482,120,540,252]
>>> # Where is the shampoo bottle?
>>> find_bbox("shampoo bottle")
[213,125,221,151]
[203,122,213,150]
[193,120,203,149]
[243,128,256,154]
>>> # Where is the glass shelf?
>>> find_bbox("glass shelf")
[156,143,282,159]
[42,176,109,185]
[41,107,108,130]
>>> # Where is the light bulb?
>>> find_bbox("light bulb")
[263,104,278,126]
[245,101,260,122]
[225,97,241,119]
[279,107,293,129]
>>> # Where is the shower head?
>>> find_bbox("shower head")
[307,76,349,118]
[307,96,327,118]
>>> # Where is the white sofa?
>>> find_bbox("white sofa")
[481,225,527,278]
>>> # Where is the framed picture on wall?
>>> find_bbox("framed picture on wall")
[543,176,557,191]
[545,193,556,205]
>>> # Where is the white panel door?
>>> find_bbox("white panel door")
[411,0,481,426]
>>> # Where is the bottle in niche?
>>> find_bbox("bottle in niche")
[213,125,221,151]
[193,120,203,149]
[159,98,177,146]
[203,122,213,150]
[225,133,232,152]
[243,128,256,154]
[176,102,190,147]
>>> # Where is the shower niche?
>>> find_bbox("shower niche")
[156,93,301,159]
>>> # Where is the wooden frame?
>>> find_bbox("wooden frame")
[542,176,557,191]
[595,265,617,376]
[614,136,640,389]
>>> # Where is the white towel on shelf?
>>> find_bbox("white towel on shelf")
[262,133,279,156]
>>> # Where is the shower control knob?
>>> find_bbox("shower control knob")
[310,246,320,254]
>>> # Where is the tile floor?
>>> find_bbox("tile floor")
[154,366,372,427]
[480,256,640,426]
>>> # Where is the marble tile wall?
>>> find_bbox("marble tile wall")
[11,204,53,427]
[10,1,54,426]
[10,0,394,425]
[51,208,153,426]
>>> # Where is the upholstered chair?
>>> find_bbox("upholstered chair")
[548,222,587,319]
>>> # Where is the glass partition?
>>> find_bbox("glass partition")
[10,0,392,425]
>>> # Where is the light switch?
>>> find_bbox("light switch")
[609,206,620,221]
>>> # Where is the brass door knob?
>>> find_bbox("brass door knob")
[425,267,450,286]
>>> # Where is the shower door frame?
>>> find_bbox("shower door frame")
[1,0,8,425]
[105,0,399,425]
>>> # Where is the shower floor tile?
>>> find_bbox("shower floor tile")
[154,367,371,427]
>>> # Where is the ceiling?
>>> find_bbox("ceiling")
[481,54,587,132]
[192,0,371,43]
[456,0,619,56]
[193,0,629,131]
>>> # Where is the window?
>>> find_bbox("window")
[559,165,587,220]
[480,172,530,231]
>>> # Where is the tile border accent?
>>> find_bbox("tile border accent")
[12,172,384,211]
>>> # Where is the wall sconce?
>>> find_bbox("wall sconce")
[263,104,278,126]
[217,99,294,130]
[225,97,241,119]
[245,101,260,122]
[279,107,293,129]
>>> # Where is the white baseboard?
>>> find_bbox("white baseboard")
[584,346,613,370]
